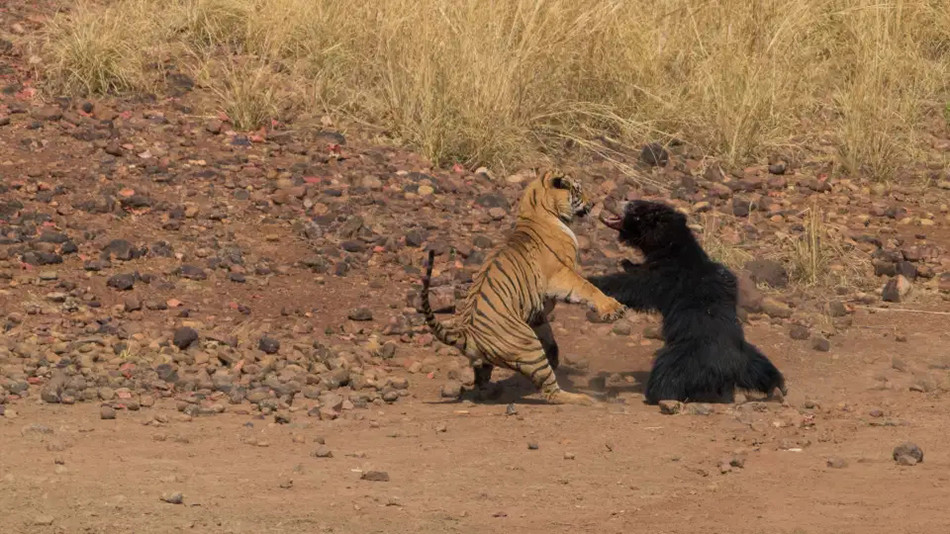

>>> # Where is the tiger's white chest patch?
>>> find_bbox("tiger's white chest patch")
[555,218,579,251]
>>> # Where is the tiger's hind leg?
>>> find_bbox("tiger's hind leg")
[510,338,593,406]
[531,320,559,371]
[529,298,559,370]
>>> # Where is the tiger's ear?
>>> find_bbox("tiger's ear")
[550,176,565,189]
[535,167,553,183]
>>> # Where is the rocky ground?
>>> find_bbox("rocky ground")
[2,2,950,533]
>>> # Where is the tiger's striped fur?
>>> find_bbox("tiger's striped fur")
[420,169,626,405]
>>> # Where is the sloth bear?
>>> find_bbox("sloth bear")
[589,200,787,404]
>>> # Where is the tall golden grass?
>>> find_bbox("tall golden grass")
[39,0,950,176]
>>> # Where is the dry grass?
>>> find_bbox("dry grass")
[790,204,828,287]
[37,0,950,175]
[697,214,755,271]
[787,202,871,291]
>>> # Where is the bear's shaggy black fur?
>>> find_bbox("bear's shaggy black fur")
[589,200,787,404]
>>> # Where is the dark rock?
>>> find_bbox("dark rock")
[789,324,810,340]
[882,275,912,303]
[106,273,135,291]
[173,327,199,350]
[405,229,427,248]
[311,445,333,458]
[101,239,140,261]
[360,470,389,482]
[474,193,508,210]
[732,199,750,218]
[745,259,788,288]
[811,337,831,352]
[258,336,280,354]
[768,162,787,175]
[179,265,207,280]
[348,308,373,321]
[892,442,923,465]
[640,143,669,167]
[340,240,366,253]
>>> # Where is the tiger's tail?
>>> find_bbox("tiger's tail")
[421,249,465,348]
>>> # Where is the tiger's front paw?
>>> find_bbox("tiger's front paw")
[597,298,626,322]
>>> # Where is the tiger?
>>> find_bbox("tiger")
[420,168,626,405]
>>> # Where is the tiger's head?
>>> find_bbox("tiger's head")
[519,168,592,224]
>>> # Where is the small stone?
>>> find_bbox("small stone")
[361,470,389,482]
[311,445,333,458]
[99,406,116,420]
[258,336,280,354]
[760,297,792,319]
[205,120,224,134]
[106,273,135,291]
[172,327,198,350]
[892,442,923,465]
[789,324,810,340]
[895,454,919,466]
[827,300,848,317]
[527,442,539,450]
[487,207,507,220]
[744,259,789,289]
[32,515,55,526]
[643,325,663,340]
[440,380,462,399]
[611,322,632,336]
[640,143,669,167]
[685,403,712,416]
[563,452,576,460]
[811,337,831,352]
[658,400,683,415]
[882,275,912,302]
[826,457,848,469]
[348,308,373,321]
[768,162,787,175]
[160,492,184,504]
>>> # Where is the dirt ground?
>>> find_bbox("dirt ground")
[3,305,950,534]
[3,1,950,533]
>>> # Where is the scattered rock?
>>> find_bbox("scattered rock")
[892,442,923,466]
[99,405,116,420]
[311,445,333,458]
[172,327,199,350]
[760,297,792,319]
[640,143,669,167]
[440,381,462,399]
[658,400,683,415]
[258,336,280,354]
[360,470,390,482]
[348,308,373,321]
[811,337,831,352]
[160,492,184,504]
[882,275,912,303]
[744,259,789,289]
[826,457,848,469]
[106,273,135,291]
[789,324,810,340]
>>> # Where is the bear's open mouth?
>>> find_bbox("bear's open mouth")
[599,211,623,231]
